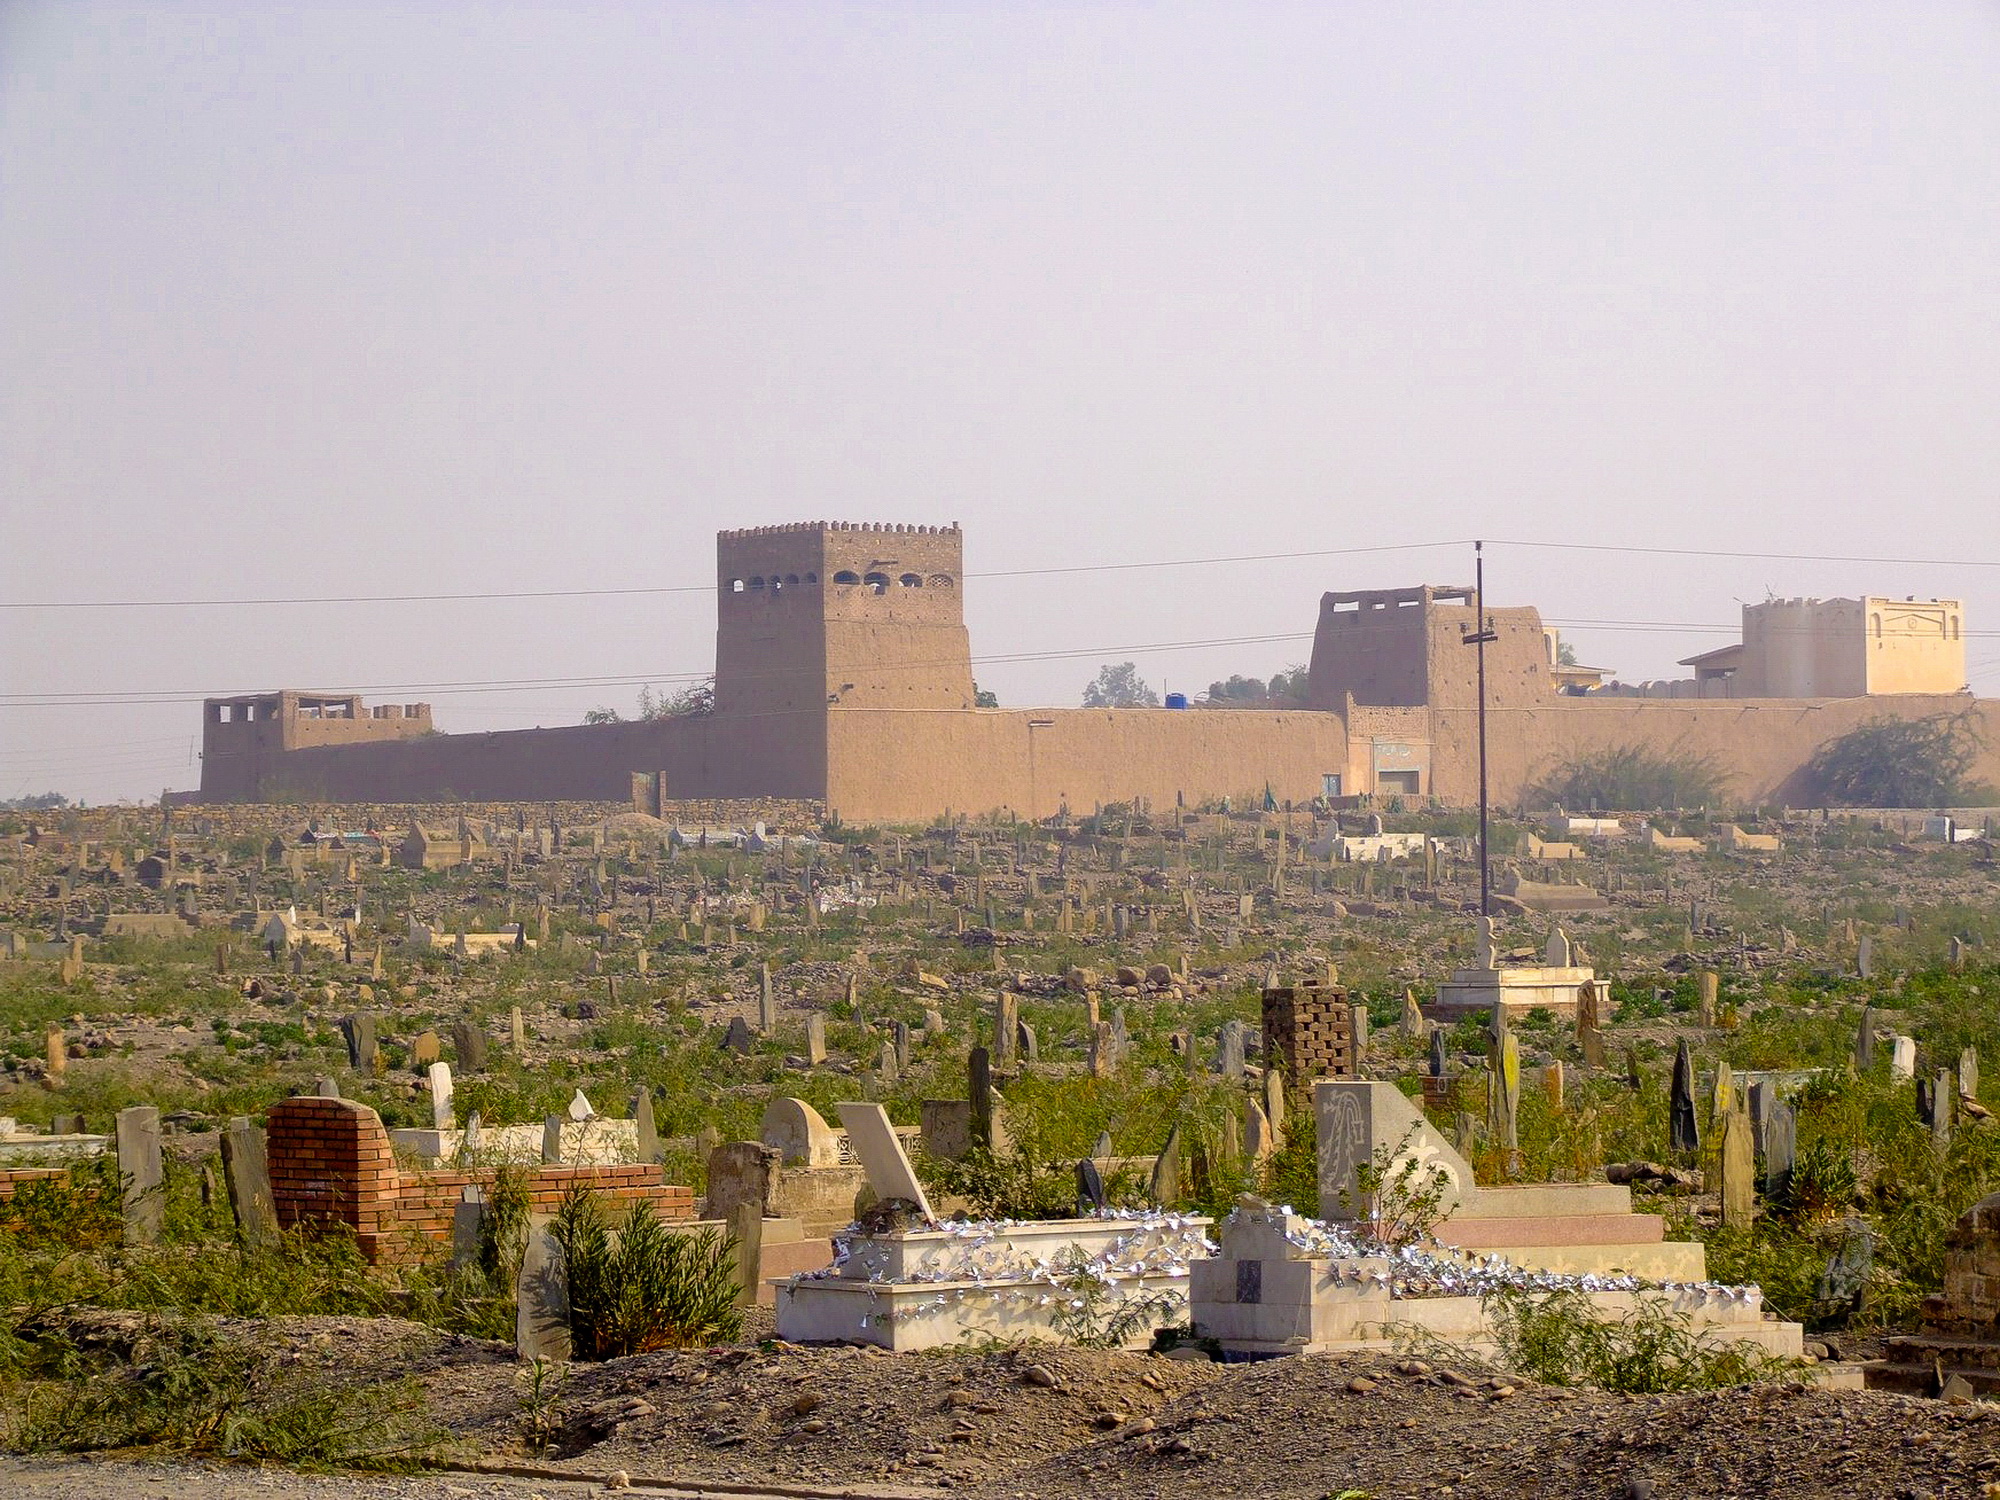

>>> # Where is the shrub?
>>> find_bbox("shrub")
[551,1186,741,1358]
[1479,1286,1796,1393]
[1803,711,1992,808]
[1525,744,1727,811]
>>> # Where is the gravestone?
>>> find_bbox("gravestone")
[1933,1069,1955,1148]
[1428,1026,1447,1078]
[220,1116,276,1244]
[1890,1035,1917,1082]
[541,1115,563,1163]
[1075,1158,1108,1213]
[731,1199,764,1308]
[511,1005,526,1052]
[804,1013,827,1066]
[1963,1047,1981,1103]
[1218,1020,1246,1081]
[1698,971,1718,1027]
[759,964,777,1032]
[1856,1006,1876,1072]
[340,1013,377,1073]
[1262,1067,1286,1143]
[1400,988,1425,1040]
[43,1029,65,1083]
[1712,1059,1736,1119]
[450,1185,483,1272]
[1719,1108,1755,1228]
[516,1225,572,1361]
[1669,1039,1700,1156]
[1765,1096,1797,1199]
[1348,1002,1369,1055]
[634,1089,661,1164]
[428,1061,454,1129]
[969,1047,994,1149]
[1017,1019,1038,1063]
[992,993,1019,1068]
[115,1105,165,1246]
[723,1016,754,1054]
[1490,1031,1520,1151]
[836,1102,935,1222]
[410,1030,441,1068]
[893,1019,911,1071]
[451,1020,488,1073]
[1857,935,1875,980]
[316,1076,341,1099]
[1245,1099,1274,1167]
[1816,1217,1872,1317]
[1577,981,1606,1068]
[1150,1121,1182,1207]
[878,1040,899,1080]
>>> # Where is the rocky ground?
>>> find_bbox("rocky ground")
[16,1317,2000,1500]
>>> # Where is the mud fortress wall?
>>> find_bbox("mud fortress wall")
[194,523,1999,820]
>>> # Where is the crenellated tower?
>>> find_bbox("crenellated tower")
[713,522,975,722]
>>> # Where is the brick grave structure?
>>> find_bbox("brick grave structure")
[266,1096,694,1264]
[1261,979,1357,1085]
[1870,1192,2000,1395]
[0,1167,67,1201]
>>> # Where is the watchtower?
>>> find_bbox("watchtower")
[714,522,975,722]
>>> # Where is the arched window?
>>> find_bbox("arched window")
[899,573,923,588]
[1871,613,1883,639]
[728,578,745,594]
[1952,617,1962,640]
[786,574,800,587]
[863,571,890,594]
[748,576,766,591]
[805,572,819,584]
[833,570,860,585]
[927,573,954,589]
[769,576,783,593]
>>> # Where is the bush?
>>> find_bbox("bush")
[1479,1286,1796,1393]
[1803,711,1992,808]
[1525,744,1727,811]
[3,1316,443,1468]
[551,1186,742,1358]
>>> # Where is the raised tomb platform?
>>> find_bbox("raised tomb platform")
[1191,1200,1798,1361]
[1429,921,1606,1023]
[1317,1078,1708,1282]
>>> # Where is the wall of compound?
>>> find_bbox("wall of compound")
[234,711,826,806]
[824,707,1351,823]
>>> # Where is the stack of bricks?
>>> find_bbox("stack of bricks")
[0,1167,68,1201]
[1260,980,1356,1084]
[266,1096,693,1264]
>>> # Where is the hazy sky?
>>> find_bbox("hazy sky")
[5,2,1998,803]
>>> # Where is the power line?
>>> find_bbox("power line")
[7,533,1992,612]
[0,540,1467,610]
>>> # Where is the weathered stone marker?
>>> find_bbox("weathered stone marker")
[1669,1039,1700,1157]
[451,1020,488,1073]
[43,1028,65,1083]
[515,1224,571,1361]
[220,1115,277,1244]
[759,963,777,1032]
[730,1200,763,1308]
[804,1012,827,1066]
[541,1115,563,1163]
[634,1089,661,1164]
[428,1061,454,1129]
[1764,1096,1797,1198]
[115,1105,165,1246]
[340,1013,377,1073]
[1719,1108,1755,1229]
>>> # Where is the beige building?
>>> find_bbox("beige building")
[1680,596,1965,698]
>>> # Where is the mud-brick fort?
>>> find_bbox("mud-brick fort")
[189,521,1994,820]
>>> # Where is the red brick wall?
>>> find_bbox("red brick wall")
[265,1096,694,1264]
[0,1167,67,1200]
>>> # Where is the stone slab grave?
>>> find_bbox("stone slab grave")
[1428,919,1606,1022]
[1318,1079,1707,1281]
[775,1100,1211,1351]
[390,1116,641,1166]
[1191,1199,1801,1362]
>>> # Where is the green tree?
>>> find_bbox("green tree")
[973,682,999,708]
[1526,744,1727,810]
[1804,711,1990,807]
[1081,662,1159,709]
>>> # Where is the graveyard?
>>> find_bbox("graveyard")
[6,794,2000,1496]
